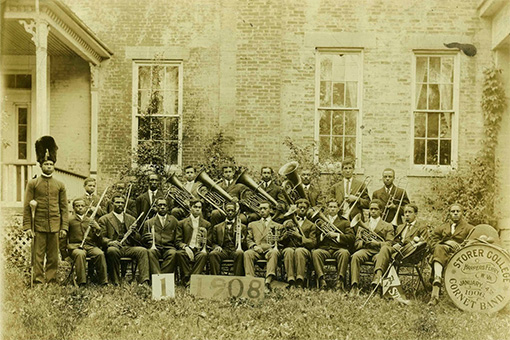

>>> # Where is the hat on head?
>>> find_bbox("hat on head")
[35,136,58,164]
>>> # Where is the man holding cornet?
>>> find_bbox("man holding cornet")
[67,198,107,286]
[209,201,247,276]
[349,199,394,297]
[176,199,210,286]
[100,194,150,285]
[311,199,354,292]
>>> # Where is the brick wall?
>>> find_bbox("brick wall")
[61,0,491,207]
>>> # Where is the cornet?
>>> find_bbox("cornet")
[341,176,372,221]
[266,225,280,251]
[197,227,208,254]
[235,216,243,252]
[150,223,157,251]
[307,206,344,243]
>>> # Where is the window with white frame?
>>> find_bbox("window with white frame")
[316,49,362,165]
[413,53,458,167]
[132,61,183,166]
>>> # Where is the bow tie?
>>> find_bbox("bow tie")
[297,216,304,221]
[226,220,234,225]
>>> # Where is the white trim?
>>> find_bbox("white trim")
[409,51,460,176]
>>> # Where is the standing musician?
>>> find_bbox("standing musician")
[256,166,287,223]
[210,164,246,226]
[67,198,107,286]
[176,199,210,286]
[141,198,180,277]
[244,201,283,292]
[330,157,370,221]
[300,168,320,207]
[23,136,68,285]
[428,203,473,306]
[209,201,247,276]
[312,199,354,292]
[349,199,394,297]
[170,165,200,220]
[370,203,428,294]
[136,173,167,221]
[81,177,106,219]
[279,199,317,289]
[372,168,410,226]
[99,194,150,285]
[107,181,137,218]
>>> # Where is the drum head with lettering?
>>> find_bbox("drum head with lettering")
[445,244,510,313]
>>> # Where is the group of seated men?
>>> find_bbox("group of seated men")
[65,157,473,305]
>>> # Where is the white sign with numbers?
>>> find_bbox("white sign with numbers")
[190,275,265,300]
[152,273,175,300]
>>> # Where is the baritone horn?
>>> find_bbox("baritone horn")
[194,170,234,215]
[341,176,372,221]
[168,173,194,215]
[354,218,386,243]
[278,161,307,204]
[306,206,343,242]
[235,169,278,213]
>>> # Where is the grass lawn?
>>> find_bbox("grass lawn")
[1,263,509,340]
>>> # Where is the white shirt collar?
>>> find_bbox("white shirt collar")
[113,211,124,222]
[41,173,53,178]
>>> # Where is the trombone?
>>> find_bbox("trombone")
[79,186,110,249]
[341,176,372,221]
[381,178,408,223]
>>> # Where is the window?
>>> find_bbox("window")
[412,53,458,168]
[17,106,29,160]
[315,49,362,166]
[132,61,183,167]
[4,74,32,89]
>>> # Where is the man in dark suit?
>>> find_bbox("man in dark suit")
[330,158,370,221]
[67,198,107,286]
[210,164,246,226]
[170,165,200,220]
[372,168,410,226]
[258,167,287,223]
[280,199,317,288]
[136,173,166,222]
[99,194,149,285]
[209,202,247,276]
[428,203,473,305]
[312,199,354,292]
[141,198,180,276]
[107,181,137,218]
[23,136,68,285]
[301,169,320,207]
[371,203,428,292]
[349,199,394,297]
[245,201,283,292]
[176,199,210,285]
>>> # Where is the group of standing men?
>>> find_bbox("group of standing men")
[23,136,474,306]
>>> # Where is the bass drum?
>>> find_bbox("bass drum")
[444,243,510,313]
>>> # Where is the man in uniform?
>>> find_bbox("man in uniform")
[372,168,409,226]
[23,136,68,285]
[428,203,473,305]
[312,199,354,292]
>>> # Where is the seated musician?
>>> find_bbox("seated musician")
[372,168,410,226]
[279,199,317,289]
[428,203,474,306]
[171,165,200,221]
[371,203,427,294]
[209,201,247,276]
[106,181,137,218]
[244,201,283,292]
[349,199,394,297]
[99,194,150,285]
[330,158,370,220]
[210,164,247,226]
[311,199,354,292]
[67,198,107,286]
[300,168,320,207]
[141,198,180,277]
[176,199,210,286]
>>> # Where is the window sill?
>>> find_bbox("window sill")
[407,166,456,178]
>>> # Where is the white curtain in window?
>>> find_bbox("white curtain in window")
[415,60,427,109]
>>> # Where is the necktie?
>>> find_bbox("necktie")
[402,223,411,240]
[150,191,154,204]
[451,223,456,235]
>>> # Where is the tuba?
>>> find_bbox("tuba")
[194,170,234,216]
[278,161,307,205]
[235,169,278,213]
[168,173,194,215]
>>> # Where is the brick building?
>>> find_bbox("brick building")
[1,0,509,242]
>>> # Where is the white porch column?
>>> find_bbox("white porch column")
[89,63,99,177]
[19,19,50,138]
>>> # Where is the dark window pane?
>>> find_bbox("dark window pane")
[318,136,331,160]
[151,117,164,140]
[18,108,27,124]
[320,81,332,106]
[164,117,180,141]
[16,75,32,89]
[344,137,356,159]
[427,113,439,138]
[138,116,150,140]
[332,82,345,107]
[344,110,357,135]
[148,91,163,115]
[319,110,331,135]
[18,126,27,142]
[414,113,426,137]
[331,111,344,135]
[331,137,344,160]
[439,140,451,165]
[151,66,165,89]
[166,142,179,165]
[440,113,452,138]
[427,140,438,164]
[428,84,440,110]
[18,143,27,160]
[5,74,16,88]
[414,139,425,164]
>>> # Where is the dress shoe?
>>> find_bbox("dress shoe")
[335,280,347,294]
[295,279,304,288]
[319,279,328,290]
[264,282,272,293]
[428,296,439,306]
[432,276,442,287]
[349,286,360,298]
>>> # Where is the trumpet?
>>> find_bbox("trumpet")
[168,173,194,215]
[266,225,280,250]
[194,170,234,216]
[381,178,408,224]
[307,206,344,242]
[197,227,208,254]
[235,169,279,213]
[150,223,157,250]
[278,161,307,205]
[235,214,243,252]
[341,176,372,221]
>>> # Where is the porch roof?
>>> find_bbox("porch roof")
[1,0,113,65]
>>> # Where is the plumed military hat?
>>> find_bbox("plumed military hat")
[35,136,58,164]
